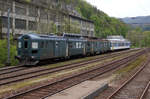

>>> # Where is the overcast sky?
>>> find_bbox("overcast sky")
[86,0,150,18]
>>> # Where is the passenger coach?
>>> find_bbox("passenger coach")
[107,36,130,51]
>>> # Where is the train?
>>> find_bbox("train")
[15,33,131,65]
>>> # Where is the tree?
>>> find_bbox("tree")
[75,0,129,38]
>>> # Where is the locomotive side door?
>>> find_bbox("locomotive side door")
[55,40,66,57]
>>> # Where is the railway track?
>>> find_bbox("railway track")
[0,49,139,76]
[0,65,26,75]
[107,54,150,99]
[140,80,150,99]
[1,49,146,99]
[0,49,140,86]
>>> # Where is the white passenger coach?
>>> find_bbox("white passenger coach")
[107,36,131,51]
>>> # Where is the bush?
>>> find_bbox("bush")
[0,38,18,67]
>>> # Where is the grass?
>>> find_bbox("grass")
[115,54,147,75]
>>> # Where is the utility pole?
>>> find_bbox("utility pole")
[6,8,10,66]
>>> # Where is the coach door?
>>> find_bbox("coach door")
[55,41,59,57]
[23,37,31,55]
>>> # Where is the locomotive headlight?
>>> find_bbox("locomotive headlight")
[32,42,38,49]
[31,56,35,59]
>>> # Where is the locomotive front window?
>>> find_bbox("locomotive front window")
[18,42,21,48]
[32,42,38,49]
[25,41,28,48]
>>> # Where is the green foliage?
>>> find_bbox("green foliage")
[50,22,57,34]
[0,38,18,67]
[61,18,81,34]
[0,17,2,39]
[75,0,129,38]
[126,27,150,47]
[25,0,31,3]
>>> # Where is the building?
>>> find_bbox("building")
[0,0,94,38]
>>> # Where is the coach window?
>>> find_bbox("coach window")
[41,41,44,48]
[78,42,80,48]
[88,42,90,47]
[56,41,59,48]
[81,43,83,48]
[112,43,114,46]
[78,42,81,48]
[69,42,73,48]
[45,41,48,48]
[76,42,78,48]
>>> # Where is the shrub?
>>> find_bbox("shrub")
[0,38,18,67]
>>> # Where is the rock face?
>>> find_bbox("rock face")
[121,16,150,31]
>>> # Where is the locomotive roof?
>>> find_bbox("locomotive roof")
[18,33,86,41]
[18,33,41,39]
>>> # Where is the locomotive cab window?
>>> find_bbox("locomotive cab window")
[32,42,38,49]
[18,42,21,48]
[24,41,28,48]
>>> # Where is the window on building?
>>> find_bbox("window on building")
[40,8,48,19]
[29,21,37,30]
[15,19,26,29]
[0,1,12,12]
[15,3,26,15]
[57,25,61,32]
[50,14,56,22]
[1,16,12,28]
[29,6,38,17]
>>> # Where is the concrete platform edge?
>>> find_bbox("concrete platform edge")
[82,83,108,99]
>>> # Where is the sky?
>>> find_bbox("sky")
[86,0,150,18]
